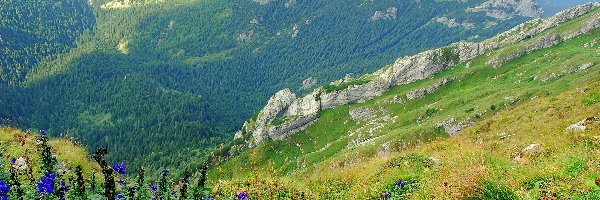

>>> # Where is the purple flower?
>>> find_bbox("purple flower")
[112,163,126,175]
[118,179,124,186]
[10,158,16,164]
[396,179,406,188]
[40,130,46,135]
[384,193,391,198]
[38,173,56,195]
[58,179,70,200]
[151,185,157,192]
[236,191,249,200]
[203,194,215,200]
[0,180,10,200]
[117,194,124,199]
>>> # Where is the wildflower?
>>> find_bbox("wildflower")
[117,194,124,199]
[384,193,391,198]
[161,169,170,174]
[58,179,70,200]
[396,179,406,188]
[10,158,16,164]
[118,179,124,186]
[236,191,249,200]
[151,185,158,192]
[203,194,215,200]
[0,180,10,200]
[112,163,126,175]
[38,173,56,195]
[41,130,46,135]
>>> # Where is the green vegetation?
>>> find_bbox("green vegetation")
[270,115,298,126]
[0,0,94,85]
[322,79,371,93]
[209,11,600,199]
[0,0,533,174]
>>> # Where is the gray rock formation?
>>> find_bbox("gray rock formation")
[370,7,397,21]
[406,77,453,100]
[432,17,476,29]
[469,0,542,20]
[239,3,600,146]
[302,77,317,88]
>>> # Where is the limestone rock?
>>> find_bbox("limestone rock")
[370,7,397,21]
[238,3,600,146]
[469,0,542,20]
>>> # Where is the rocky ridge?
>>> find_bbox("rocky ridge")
[239,3,600,146]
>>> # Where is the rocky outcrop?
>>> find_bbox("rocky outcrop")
[406,77,453,100]
[370,7,397,21]
[302,77,317,88]
[469,0,542,20]
[239,3,600,146]
[432,17,476,29]
[565,117,599,132]
[436,118,475,136]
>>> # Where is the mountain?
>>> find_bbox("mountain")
[0,2,598,200]
[0,0,94,85]
[0,0,560,174]
[210,3,600,199]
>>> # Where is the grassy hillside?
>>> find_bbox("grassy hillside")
[208,8,600,199]
[0,0,539,175]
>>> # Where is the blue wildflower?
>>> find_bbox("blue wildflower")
[58,179,70,200]
[112,163,126,175]
[236,191,249,200]
[396,179,407,188]
[161,169,170,174]
[40,130,46,135]
[117,194,124,199]
[118,179,124,186]
[10,158,16,164]
[203,194,215,200]
[151,185,157,192]
[384,193,391,198]
[37,173,56,195]
[0,180,10,200]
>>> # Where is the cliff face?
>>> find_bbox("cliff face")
[241,2,600,146]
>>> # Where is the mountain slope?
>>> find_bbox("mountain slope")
[0,0,552,174]
[209,3,600,199]
[0,0,94,85]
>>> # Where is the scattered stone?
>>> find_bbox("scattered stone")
[302,77,317,88]
[349,108,374,121]
[522,143,540,153]
[252,0,273,5]
[370,7,397,21]
[428,157,441,165]
[238,29,256,41]
[406,77,453,100]
[437,117,475,136]
[468,0,542,20]
[596,177,600,186]
[284,0,297,8]
[385,95,404,104]
[566,117,600,132]
[432,17,475,29]
[498,132,508,139]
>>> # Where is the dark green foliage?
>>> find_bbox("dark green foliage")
[75,166,86,198]
[0,0,94,84]
[38,134,57,173]
[92,148,116,199]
